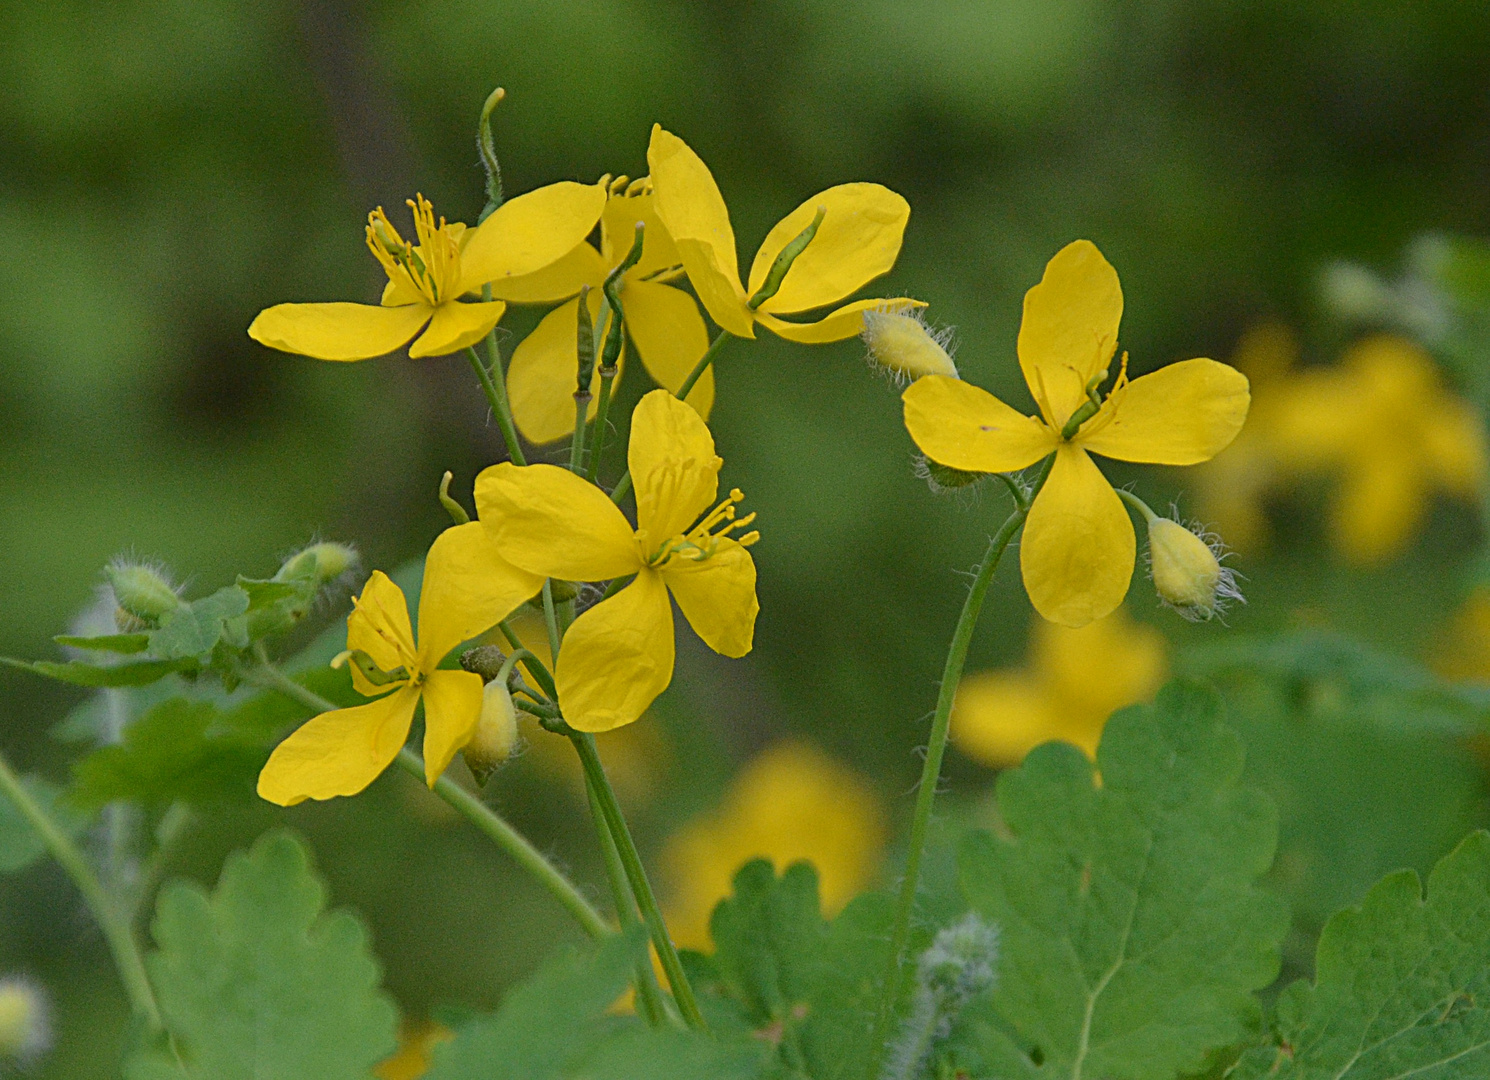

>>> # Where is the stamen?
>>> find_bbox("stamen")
[643,486,759,566]
[364,195,462,305]
[625,177,649,197]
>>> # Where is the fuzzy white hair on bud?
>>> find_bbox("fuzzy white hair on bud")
[1145,516,1243,622]
[862,305,958,382]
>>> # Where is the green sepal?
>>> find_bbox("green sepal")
[52,633,151,654]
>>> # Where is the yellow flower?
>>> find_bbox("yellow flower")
[248,183,606,362]
[902,240,1250,627]
[257,523,542,804]
[1434,587,1490,682]
[647,125,922,342]
[1269,334,1486,564]
[952,608,1167,767]
[661,741,886,950]
[475,390,759,732]
[374,1021,453,1080]
[500,176,716,444]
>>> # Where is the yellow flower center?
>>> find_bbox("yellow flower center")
[639,488,759,568]
[365,194,462,305]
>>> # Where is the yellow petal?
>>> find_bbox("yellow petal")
[1020,445,1134,628]
[556,571,674,732]
[1423,396,1487,495]
[661,538,757,658]
[381,278,424,308]
[408,300,506,358]
[1033,610,1167,723]
[647,126,754,338]
[486,240,607,303]
[1331,453,1424,565]
[256,685,420,805]
[952,672,1068,768]
[248,302,431,362]
[628,389,721,541]
[902,375,1058,473]
[474,462,640,581]
[622,280,714,420]
[1079,359,1250,465]
[419,669,487,785]
[416,522,543,669]
[748,184,909,315]
[602,188,682,280]
[458,180,607,294]
[507,294,614,445]
[347,571,418,696]
[755,297,926,344]
[1018,240,1123,428]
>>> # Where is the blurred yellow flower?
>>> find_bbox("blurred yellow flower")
[661,741,886,950]
[502,176,715,444]
[647,125,921,342]
[903,240,1250,627]
[952,607,1167,767]
[374,1021,453,1080]
[1270,334,1486,564]
[1433,587,1490,682]
[476,391,759,732]
[248,184,605,361]
[257,524,541,804]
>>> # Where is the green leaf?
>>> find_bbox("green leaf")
[53,633,151,654]
[423,928,644,1080]
[1233,831,1490,1079]
[70,697,278,809]
[957,680,1288,1080]
[0,655,196,687]
[148,585,250,661]
[126,830,398,1080]
[0,775,88,873]
[577,1028,767,1080]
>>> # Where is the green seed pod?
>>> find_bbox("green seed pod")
[105,562,185,623]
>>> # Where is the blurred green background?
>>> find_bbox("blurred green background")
[4,1,1490,1074]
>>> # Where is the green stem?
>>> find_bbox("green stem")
[540,581,563,664]
[867,456,1054,1074]
[570,395,590,474]
[498,619,557,700]
[586,365,618,483]
[610,330,733,505]
[0,748,161,1028]
[570,732,706,1030]
[245,663,606,939]
[1114,487,1160,525]
[467,337,526,467]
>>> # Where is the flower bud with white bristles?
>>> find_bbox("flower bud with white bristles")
[1146,517,1241,621]
[0,977,50,1065]
[862,306,958,381]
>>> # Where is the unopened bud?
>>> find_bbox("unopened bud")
[862,307,957,380]
[0,978,50,1064]
[105,562,185,624]
[1146,518,1240,620]
[459,645,507,683]
[914,456,986,494]
[275,542,358,586]
[464,681,519,784]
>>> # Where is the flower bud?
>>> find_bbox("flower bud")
[463,681,519,784]
[1146,518,1240,620]
[0,978,50,1064]
[862,308,958,380]
[105,562,185,624]
[275,542,358,586]
[913,456,986,495]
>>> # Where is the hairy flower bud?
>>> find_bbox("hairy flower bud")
[105,562,185,624]
[1146,518,1240,620]
[463,681,519,784]
[275,542,358,586]
[862,307,958,380]
[0,978,50,1064]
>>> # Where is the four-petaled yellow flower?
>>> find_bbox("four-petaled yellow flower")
[952,608,1167,768]
[475,390,760,732]
[902,240,1250,627]
[247,183,606,362]
[647,125,922,343]
[500,176,716,443]
[257,523,542,804]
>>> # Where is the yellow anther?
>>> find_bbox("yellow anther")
[363,195,463,305]
[608,175,630,195]
[625,177,649,197]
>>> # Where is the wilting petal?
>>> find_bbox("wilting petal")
[420,669,487,785]
[602,189,682,280]
[475,462,640,582]
[647,126,754,338]
[556,571,675,732]
[507,294,613,445]
[903,375,1057,473]
[416,522,543,669]
[755,298,925,344]
[487,240,607,304]
[408,300,506,358]
[256,685,420,805]
[1021,445,1134,628]
[952,671,1067,768]
[1017,241,1123,428]
[1080,359,1250,465]
[749,184,909,315]
[458,180,607,294]
[623,280,713,419]
[347,571,418,696]
[628,389,721,541]
[249,301,430,362]
[661,538,757,658]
